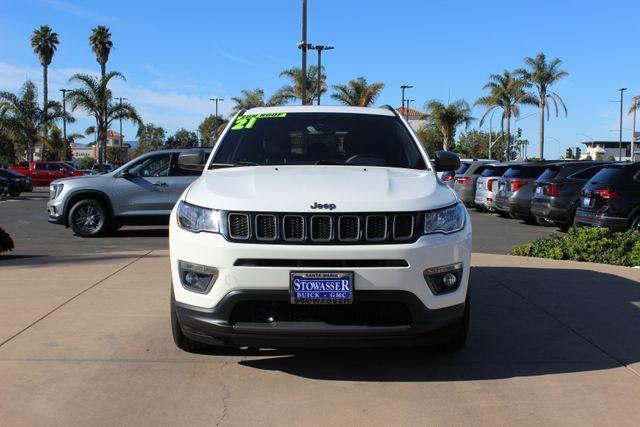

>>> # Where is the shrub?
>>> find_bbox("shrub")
[510,227,640,267]
[0,227,14,254]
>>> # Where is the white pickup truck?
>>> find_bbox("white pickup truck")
[169,105,472,352]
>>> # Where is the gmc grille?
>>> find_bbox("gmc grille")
[225,211,421,244]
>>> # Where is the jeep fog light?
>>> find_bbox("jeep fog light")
[423,262,463,295]
[178,260,219,293]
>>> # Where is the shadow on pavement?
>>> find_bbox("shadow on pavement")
[110,228,168,238]
[0,252,163,266]
[237,266,640,382]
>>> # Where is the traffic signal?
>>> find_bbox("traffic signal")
[575,147,582,159]
[517,128,522,139]
[565,148,573,159]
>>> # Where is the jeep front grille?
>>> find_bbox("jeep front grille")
[224,211,421,245]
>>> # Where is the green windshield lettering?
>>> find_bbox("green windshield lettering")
[231,112,287,130]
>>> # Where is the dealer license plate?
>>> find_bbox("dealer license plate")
[290,272,353,304]
[582,196,593,207]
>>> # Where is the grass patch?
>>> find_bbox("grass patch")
[510,227,640,267]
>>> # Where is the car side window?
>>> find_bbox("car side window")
[35,163,47,170]
[169,153,205,177]
[570,166,604,181]
[128,153,172,177]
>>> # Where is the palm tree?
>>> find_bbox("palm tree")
[0,80,68,161]
[516,53,568,159]
[230,89,281,113]
[423,99,474,151]
[272,66,326,105]
[331,77,385,107]
[475,71,537,157]
[30,25,59,115]
[67,72,141,164]
[629,95,640,114]
[89,26,113,79]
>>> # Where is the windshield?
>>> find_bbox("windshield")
[480,166,507,177]
[455,163,471,174]
[211,112,426,169]
[504,166,547,179]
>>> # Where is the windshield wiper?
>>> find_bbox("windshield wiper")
[210,161,259,169]
[315,159,344,165]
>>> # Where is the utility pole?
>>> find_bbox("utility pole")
[209,98,224,117]
[618,88,627,160]
[59,89,69,160]
[400,85,413,119]
[115,97,128,148]
[310,45,334,105]
[405,99,415,110]
[298,0,310,105]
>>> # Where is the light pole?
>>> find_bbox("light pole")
[59,89,69,160]
[297,0,310,105]
[400,85,413,119]
[115,97,128,147]
[310,45,334,105]
[618,88,627,160]
[632,96,639,161]
[209,98,224,117]
[405,99,415,111]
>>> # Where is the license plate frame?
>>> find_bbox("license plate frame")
[289,271,354,305]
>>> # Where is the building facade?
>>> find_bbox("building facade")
[580,140,636,161]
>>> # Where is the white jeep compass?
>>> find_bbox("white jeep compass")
[169,105,471,351]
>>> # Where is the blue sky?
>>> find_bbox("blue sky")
[0,0,638,157]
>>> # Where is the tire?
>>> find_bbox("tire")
[68,199,110,237]
[496,210,510,218]
[171,288,209,353]
[631,215,640,231]
[436,298,470,352]
[9,191,21,197]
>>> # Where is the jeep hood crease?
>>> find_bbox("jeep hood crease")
[185,165,456,212]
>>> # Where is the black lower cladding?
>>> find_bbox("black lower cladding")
[175,290,466,347]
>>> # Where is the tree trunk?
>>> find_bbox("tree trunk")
[505,111,512,160]
[538,94,546,160]
[443,130,450,151]
[42,64,48,160]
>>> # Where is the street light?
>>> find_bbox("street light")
[309,45,334,105]
[59,89,70,159]
[297,0,311,105]
[618,88,627,160]
[400,85,413,118]
[209,98,224,117]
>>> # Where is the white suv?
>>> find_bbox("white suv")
[169,106,471,351]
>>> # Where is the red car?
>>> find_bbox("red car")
[8,161,86,187]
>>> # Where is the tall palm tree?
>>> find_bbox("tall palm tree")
[67,72,141,164]
[475,71,537,157]
[516,53,568,159]
[89,26,113,79]
[423,99,474,151]
[230,88,281,113]
[0,80,68,161]
[272,66,326,105]
[629,95,640,114]
[331,77,385,107]
[30,25,59,115]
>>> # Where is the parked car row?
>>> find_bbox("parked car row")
[450,159,640,232]
[0,168,33,197]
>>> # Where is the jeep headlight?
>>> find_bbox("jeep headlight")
[424,203,466,234]
[177,200,220,233]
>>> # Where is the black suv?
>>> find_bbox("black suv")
[574,162,640,231]
[531,162,609,229]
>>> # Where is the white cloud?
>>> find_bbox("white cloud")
[216,47,255,66]
[0,61,228,136]
[32,0,111,22]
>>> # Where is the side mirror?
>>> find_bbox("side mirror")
[178,149,207,171]
[433,150,460,172]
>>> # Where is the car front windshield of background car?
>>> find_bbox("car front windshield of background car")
[211,113,427,169]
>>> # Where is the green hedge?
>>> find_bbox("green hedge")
[510,227,640,267]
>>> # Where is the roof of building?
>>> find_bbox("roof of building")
[582,140,630,147]
[396,106,426,118]
[107,130,123,137]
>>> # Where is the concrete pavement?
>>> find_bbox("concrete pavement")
[0,251,639,426]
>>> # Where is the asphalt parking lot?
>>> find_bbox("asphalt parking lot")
[0,189,557,257]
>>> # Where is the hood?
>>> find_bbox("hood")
[51,173,113,185]
[185,165,457,212]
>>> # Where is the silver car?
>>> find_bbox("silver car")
[474,163,510,211]
[48,149,209,236]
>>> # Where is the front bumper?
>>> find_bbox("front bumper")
[170,208,472,345]
[175,290,466,347]
[574,209,628,231]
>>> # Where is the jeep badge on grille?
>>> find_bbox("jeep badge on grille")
[310,202,336,210]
